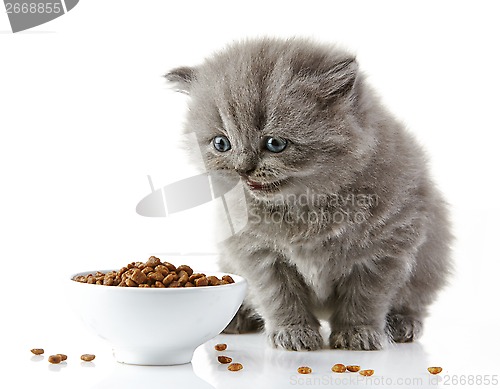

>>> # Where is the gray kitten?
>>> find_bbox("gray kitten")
[166,38,452,351]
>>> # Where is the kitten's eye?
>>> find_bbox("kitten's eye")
[265,136,288,153]
[213,135,231,152]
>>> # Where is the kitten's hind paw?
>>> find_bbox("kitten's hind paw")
[386,313,423,343]
[268,325,324,351]
[223,305,264,334]
[330,325,388,350]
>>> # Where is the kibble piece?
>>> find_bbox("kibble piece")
[162,273,175,286]
[177,271,189,285]
[48,355,62,364]
[359,369,374,376]
[214,343,227,351]
[195,277,208,287]
[148,271,165,282]
[227,363,243,372]
[217,356,232,364]
[297,366,312,374]
[162,262,176,272]
[176,265,193,276]
[189,273,205,283]
[207,276,221,286]
[427,367,443,375]
[117,267,127,277]
[168,280,181,288]
[185,282,195,287]
[125,278,138,287]
[130,268,147,284]
[332,363,346,373]
[346,365,360,372]
[222,275,235,284]
[155,265,170,276]
[146,256,161,268]
[56,354,67,361]
[81,354,96,362]
[31,348,44,355]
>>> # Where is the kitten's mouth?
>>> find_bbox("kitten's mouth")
[245,178,285,192]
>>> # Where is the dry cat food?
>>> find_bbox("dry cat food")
[428,367,443,375]
[48,355,62,364]
[30,348,44,355]
[227,362,243,372]
[297,366,313,374]
[214,343,227,351]
[217,356,232,364]
[359,369,375,376]
[73,256,235,288]
[346,365,360,372]
[81,354,96,362]
[332,363,347,373]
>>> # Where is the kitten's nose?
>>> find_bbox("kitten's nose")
[235,166,255,177]
[234,152,257,176]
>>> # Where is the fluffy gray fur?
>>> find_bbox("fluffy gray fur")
[166,37,452,351]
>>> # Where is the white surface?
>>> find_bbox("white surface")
[1,1,500,388]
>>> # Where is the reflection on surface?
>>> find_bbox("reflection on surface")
[92,361,214,389]
[48,361,68,372]
[194,333,439,389]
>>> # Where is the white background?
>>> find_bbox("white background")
[1,1,499,388]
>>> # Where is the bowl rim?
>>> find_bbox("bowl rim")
[69,269,246,292]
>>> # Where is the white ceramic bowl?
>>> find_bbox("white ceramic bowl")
[70,270,246,365]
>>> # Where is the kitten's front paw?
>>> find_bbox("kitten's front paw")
[386,313,423,343]
[268,325,323,351]
[330,326,388,350]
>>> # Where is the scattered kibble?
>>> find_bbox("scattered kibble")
[80,354,95,362]
[228,362,243,372]
[48,355,62,364]
[218,356,232,364]
[332,363,347,373]
[73,257,235,288]
[214,343,227,351]
[297,366,312,374]
[346,365,360,372]
[30,349,44,355]
[428,367,443,375]
[359,369,374,376]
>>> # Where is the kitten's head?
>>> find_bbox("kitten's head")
[166,38,376,204]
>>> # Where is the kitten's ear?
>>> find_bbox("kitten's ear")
[164,66,196,94]
[321,58,359,100]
